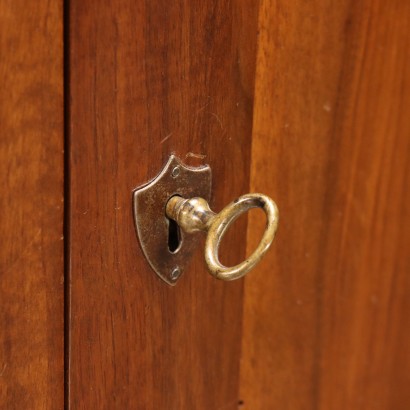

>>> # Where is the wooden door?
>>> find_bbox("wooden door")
[66,1,259,408]
[0,1,64,408]
[241,0,410,409]
[1,0,410,409]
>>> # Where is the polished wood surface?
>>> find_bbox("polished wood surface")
[0,1,64,408]
[67,1,258,408]
[241,0,410,408]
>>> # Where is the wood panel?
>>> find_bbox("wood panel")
[67,1,259,408]
[0,1,64,408]
[241,0,410,409]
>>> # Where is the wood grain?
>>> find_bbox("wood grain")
[241,0,410,408]
[0,1,64,408]
[67,1,259,408]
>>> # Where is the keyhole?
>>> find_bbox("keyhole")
[168,217,182,253]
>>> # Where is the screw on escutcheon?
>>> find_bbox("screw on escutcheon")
[170,267,181,280]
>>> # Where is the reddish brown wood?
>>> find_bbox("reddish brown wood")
[241,0,410,408]
[68,1,259,408]
[0,1,64,408]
